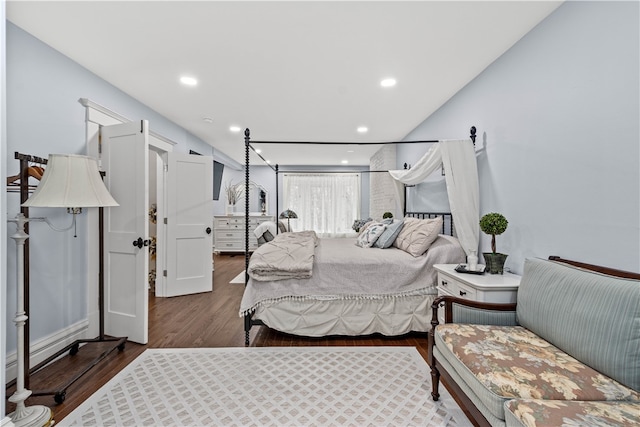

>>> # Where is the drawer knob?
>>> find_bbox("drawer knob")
[441,280,448,287]
[459,290,467,296]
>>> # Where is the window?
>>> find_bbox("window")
[283,173,360,236]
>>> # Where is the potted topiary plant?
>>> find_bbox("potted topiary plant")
[479,212,509,274]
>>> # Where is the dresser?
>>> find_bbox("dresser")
[434,264,521,324]
[213,214,275,253]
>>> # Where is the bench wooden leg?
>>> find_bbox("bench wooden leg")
[431,363,441,401]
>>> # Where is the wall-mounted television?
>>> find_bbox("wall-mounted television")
[190,150,224,200]
[212,160,224,201]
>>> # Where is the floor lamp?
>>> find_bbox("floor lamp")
[8,154,119,427]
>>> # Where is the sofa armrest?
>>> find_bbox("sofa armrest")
[432,295,518,325]
[427,296,518,366]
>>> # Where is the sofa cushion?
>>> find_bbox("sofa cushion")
[516,258,640,392]
[504,399,640,427]
[434,323,640,420]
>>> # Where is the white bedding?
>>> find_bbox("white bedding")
[252,290,438,336]
[239,234,466,336]
[248,230,318,281]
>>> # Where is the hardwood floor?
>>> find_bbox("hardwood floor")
[5,253,431,423]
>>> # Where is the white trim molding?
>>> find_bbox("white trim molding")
[79,98,177,152]
[4,320,89,382]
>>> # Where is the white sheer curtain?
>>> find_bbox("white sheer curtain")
[389,139,479,256]
[283,173,360,237]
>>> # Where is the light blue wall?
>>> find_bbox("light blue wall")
[399,1,639,274]
[4,22,238,352]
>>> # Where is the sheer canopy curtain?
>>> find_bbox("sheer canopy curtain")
[283,173,360,238]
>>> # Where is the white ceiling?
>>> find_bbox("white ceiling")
[7,1,562,166]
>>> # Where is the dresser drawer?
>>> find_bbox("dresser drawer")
[213,215,275,253]
[215,229,244,241]
[252,216,272,225]
[214,217,245,228]
[215,240,244,251]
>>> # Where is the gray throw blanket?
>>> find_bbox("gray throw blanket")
[248,231,318,281]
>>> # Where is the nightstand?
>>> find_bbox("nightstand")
[433,264,521,324]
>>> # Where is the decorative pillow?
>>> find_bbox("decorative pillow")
[374,219,405,249]
[352,217,373,232]
[393,216,443,257]
[357,220,375,236]
[355,222,387,248]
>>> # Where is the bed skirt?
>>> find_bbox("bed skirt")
[252,290,437,337]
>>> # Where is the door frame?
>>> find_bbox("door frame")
[81,98,175,338]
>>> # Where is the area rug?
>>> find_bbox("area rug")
[58,347,467,427]
[230,270,245,283]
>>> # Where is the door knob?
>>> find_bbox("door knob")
[206,227,212,234]
[132,237,150,249]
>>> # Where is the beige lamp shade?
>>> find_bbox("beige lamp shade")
[22,154,119,208]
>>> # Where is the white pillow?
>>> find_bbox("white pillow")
[355,222,387,248]
[393,216,443,256]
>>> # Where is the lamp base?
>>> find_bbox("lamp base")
[9,404,54,427]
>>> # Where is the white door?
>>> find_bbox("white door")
[101,121,149,344]
[163,152,213,297]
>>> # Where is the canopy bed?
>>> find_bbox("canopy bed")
[239,127,479,345]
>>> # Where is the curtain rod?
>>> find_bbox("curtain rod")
[281,170,391,174]
[249,139,438,145]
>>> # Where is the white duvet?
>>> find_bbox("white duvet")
[240,234,465,317]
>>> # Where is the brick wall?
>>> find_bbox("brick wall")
[369,145,401,220]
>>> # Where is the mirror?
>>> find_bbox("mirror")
[248,181,268,215]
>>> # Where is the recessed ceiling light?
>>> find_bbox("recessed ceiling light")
[255,149,262,154]
[180,76,198,86]
[229,126,241,132]
[380,78,396,88]
[202,117,214,123]
[357,126,368,133]
[347,150,354,153]
[341,160,349,164]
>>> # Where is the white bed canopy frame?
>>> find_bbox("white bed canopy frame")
[389,138,480,258]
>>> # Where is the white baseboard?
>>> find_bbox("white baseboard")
[1,416,16,427]
[5,320,89,382]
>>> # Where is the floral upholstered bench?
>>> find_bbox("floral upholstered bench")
[504,399,640,427]
[428,257,640,427]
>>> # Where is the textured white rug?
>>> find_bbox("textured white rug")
[230,270,245,283]
[58,347,467,427]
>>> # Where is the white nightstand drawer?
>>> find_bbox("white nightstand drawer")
[435,264,521,308]
[456,282,477,300]
[437,273,476,301]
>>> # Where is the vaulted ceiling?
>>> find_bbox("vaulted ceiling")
[7,1,562,165]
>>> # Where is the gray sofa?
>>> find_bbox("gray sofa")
[428,257,640,427]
